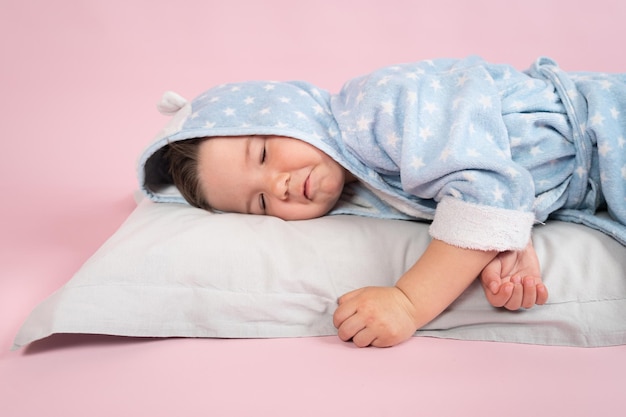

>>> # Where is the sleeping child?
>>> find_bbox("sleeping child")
[138,56,626,347]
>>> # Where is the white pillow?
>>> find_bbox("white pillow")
[13,197,626,349]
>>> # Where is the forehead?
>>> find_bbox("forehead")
[197,136,250,213]
[199,135,248,160]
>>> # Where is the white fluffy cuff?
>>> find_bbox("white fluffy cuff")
[429,197,535,251]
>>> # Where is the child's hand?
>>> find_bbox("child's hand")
[480,240,548,310]
[333,286,418,348]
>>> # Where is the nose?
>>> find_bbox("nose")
[269,172,290,200]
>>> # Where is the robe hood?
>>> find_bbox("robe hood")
[136,79,411,219]
[139,80,343,203]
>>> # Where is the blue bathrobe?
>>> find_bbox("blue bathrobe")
[138,56,626,251]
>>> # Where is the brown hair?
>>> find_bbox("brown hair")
[164,138,212,210]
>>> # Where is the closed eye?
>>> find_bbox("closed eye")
[259,194,266,213]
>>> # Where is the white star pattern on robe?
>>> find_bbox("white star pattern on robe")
[357,116,372,131]
[493,186,504,202]
[610,107,620,119]
[387,132,400,147]
[591,112,605,126]
[411,157,425,170]
[168,56,626,247]
[381,100,395,115]
[419,126,433,140]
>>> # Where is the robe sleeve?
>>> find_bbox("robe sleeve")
[402,63,537,250]
[335,58,538,251]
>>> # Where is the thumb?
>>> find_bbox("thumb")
[480,258,502,294]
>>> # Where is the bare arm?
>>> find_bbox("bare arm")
[333,239,498,347]
[396,239,498,325]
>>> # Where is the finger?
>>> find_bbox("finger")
[351,328,376,348]
[487,279,500,296]
[337,287,364,305]
[333,301,356,328]
[480,259,503,293]
[536,283,549,305]
[504,282,524,310]
[371,337,394,348]
[370,332,409,348]
[335,313,366,342]
[487,282,514,308]
[520,277,537,309]
[495,250,517,277]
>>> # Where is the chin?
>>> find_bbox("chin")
[281,208,330,221]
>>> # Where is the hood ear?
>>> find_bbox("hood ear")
[157,91,188,116]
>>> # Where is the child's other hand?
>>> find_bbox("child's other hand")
[333,286,417,348]
[480,240,548,310]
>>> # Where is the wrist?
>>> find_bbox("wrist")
[393,284,428,330]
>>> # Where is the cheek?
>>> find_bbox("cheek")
[323,166,346,196]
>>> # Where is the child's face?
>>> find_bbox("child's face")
[198,135,348,220]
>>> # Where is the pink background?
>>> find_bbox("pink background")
[1,1,625,416]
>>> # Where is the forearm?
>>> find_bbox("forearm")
[395,239,498,329]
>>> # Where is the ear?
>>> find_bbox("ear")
[157,91,188,116]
